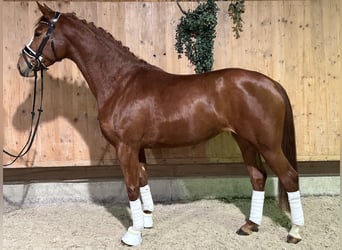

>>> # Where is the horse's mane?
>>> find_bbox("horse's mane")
[40,12,153,67]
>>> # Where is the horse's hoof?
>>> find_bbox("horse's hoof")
[236,228,250,236]
[143,212,153,229]
[236,220,259,235]
[287,224,302,244]
[121,227,142,246]
[287,235,302,244]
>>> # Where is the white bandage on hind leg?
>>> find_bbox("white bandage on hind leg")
[129,199,144,231]
[140,185,154,212]
[287,191,304,226]
[249,190,265,225]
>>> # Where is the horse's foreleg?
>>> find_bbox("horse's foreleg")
[232,134,267,236]
[138,148,154,229]
[117,144,144,246]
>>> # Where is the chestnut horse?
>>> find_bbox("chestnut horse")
[17,3,304,246]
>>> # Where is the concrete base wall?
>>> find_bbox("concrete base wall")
[4,176,340,208]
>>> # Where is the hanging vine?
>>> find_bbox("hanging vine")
[228,0,245,38]
[175,0,245,74]
[175,0,219,74]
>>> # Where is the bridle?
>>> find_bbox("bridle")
[22,12,62,71]
[3,12,61,166]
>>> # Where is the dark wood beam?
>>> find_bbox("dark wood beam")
[3,161,340,183]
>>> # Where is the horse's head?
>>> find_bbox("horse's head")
[17,3,66,77]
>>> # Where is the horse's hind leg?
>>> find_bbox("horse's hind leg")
[260,148,304,243]
[232,134,267,236]
[138,149,154,228]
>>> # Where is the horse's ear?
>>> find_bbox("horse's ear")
[36,2,55,19]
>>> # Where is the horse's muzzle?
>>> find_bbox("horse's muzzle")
[17,56,35,77]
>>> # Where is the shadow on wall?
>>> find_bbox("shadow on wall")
[5,72,287,229]
[10,72,116,165]
[5,72,130,225]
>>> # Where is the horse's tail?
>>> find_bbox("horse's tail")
[276,83,298,212]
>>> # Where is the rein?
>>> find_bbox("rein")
[3,70,44,166]
[3,12,61,167]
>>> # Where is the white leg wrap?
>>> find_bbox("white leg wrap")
[143,212,153,228]
[287,191,304,226]
[249,190,265,225]
[140,185,154,228]
[121,199,144,246]
[129,199,144,231]
[140,184,154,212]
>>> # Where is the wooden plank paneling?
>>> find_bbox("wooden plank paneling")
[3,1,341,169]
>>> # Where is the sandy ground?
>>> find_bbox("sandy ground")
[3,196,340,250]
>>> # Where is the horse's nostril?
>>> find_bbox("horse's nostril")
[17,63,25,76]
[17,62,32,77]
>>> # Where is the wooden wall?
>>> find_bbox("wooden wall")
[3,1,341,168]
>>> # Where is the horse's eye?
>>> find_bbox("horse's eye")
[34,31,42,37]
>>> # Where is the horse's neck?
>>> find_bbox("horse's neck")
[64,21,142,108]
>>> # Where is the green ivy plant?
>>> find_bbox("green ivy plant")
[175,0,219,74]
[175,0,245,74]
[228,0,245,38]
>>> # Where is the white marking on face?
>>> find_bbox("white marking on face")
[27,35,34,46]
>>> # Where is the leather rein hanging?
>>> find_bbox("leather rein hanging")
[3,12,61,166]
